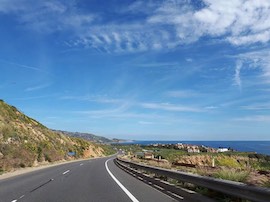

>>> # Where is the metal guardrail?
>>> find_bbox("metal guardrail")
[115,158,214,202]
[116,158,270,202]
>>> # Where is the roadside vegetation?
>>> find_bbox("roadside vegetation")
[0,100,112,174]
[116,144,270,201]
[115,144,270,188]
[213,169,250,182]
[98,144,116,156]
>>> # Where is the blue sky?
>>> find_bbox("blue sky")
[1,0,270,140]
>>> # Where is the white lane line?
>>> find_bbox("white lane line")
[167,191,184,200]
[11,194,25,201]
[62,170,70,175]
[153,184,165,190]
[80,163,84,166]
[19,195,25,199]
[105,159,139,202]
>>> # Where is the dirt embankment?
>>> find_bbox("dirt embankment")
[83,145,105,158]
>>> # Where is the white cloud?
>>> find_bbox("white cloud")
[204,106,218,110]
[71,24,176,53]
[228,31,270,45]
[166,90,199,98]
[75,108,163,120]
[86,0,270,52]
[0,0,95,33]
[60,95,125,104]
[138,121,155,125]
[141,102,203,112]
[234,60,242,89]
[234,49,270,84]
[148,0,270,46]
[186,58,193,62]
[2,0,270,53]
[25,83,51,92]
[234,115,270,122]
[194,0,270,44]
[241,102,270,110]
[0,58,45,72]
[11,94,56,100]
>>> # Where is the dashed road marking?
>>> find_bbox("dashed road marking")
[19,195,25,199]
[137,177,143,180]
[80,163,84,166]
[105,159,139,202]
[153,184,165,190]
[62,170,70,175]
[167,191,184,200]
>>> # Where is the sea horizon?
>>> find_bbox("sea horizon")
[120,140,270,156]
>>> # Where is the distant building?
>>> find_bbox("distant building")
[135,152,144,159]
[207,148,217,153]
[135,151,154,159]
[175,143,184,149]
[217,148,229,152]
[144,152,154,159]
[187,145,200,153]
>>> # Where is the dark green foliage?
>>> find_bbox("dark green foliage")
[37,146,43,162]
[248,153,270,161]
[0,167,4,175]
[19,163,26,168]
[44,153,52,162]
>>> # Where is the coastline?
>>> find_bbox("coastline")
[118,140,270,155]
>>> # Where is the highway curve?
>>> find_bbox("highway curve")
[0,156,177,202]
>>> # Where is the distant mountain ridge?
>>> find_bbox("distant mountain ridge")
[54,130,126,144]
[53,130,112,143]
[0,100,105,173]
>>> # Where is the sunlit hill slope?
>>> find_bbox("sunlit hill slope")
[0,100,105,173]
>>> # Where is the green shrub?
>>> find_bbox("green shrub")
[37,147,43,162]
[44,154,52,162]
[24,142,37,152]
[99,144,115,156]
[216,156,240,168]
[1,125,13,140]
[213,169,250,182]
[0,167,4,175]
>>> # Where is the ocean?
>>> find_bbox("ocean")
[121,141,270,156]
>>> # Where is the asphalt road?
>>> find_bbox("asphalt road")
[0,156,176,202]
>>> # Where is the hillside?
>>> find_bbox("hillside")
[53,130,112,143]
[0,100,106,173]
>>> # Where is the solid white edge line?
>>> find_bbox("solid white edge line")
[105,159,139,202]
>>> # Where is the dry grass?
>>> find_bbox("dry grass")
[213,168,250,182]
